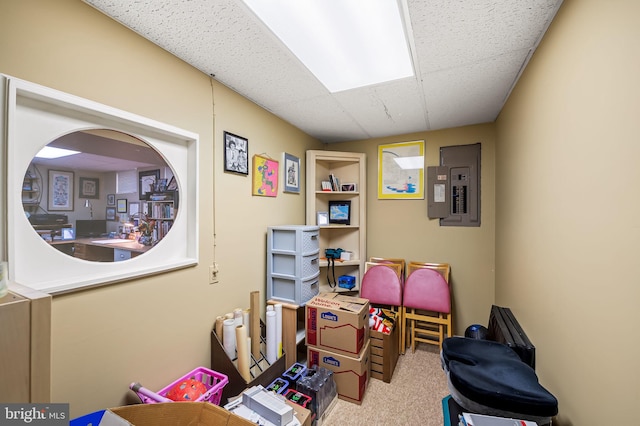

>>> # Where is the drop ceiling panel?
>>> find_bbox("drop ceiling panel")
[334,78,429,139]
[268,95,370,143]
[83,0,564,143]
[422,49,530,130]
[409,0,562,72]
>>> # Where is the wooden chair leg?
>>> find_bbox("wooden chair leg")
[411,314,416,353]
[398,308,405,355]
[401,307,407,355]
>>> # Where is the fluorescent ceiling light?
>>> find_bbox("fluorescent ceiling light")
[242,0,414,93]
[35,146,80,159]
[393,156,424,170]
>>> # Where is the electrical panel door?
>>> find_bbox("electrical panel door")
[438,143,481,227]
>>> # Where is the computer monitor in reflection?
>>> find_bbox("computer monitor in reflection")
[75,220,107,238]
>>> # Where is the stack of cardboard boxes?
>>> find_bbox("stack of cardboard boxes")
[305,293,370,405]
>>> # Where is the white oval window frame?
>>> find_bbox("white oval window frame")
[1,75,199,294]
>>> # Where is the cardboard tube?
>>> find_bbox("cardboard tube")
[236,325,251,381]
[215,316,225,339]
[250,291,260,359]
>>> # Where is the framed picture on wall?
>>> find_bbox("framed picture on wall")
[107,194,116,206]
[47,170,74,211]
[283,152,300,193]
[117,198,128,213]
[377,140,425,200]
[252,154,279,197]
[106,207,116,221]
[224,131,249,175]
[138,169,160,200]
[79,177,99,199]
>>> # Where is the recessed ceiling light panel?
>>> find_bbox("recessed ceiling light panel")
[242,0,414,92]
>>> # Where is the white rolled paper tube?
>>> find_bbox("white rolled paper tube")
[235,325,251,381]
[274,303,283,358]
[223,318,237,359]
[233,308,243,327]
[243,309,251,337]
[266,310,277,364]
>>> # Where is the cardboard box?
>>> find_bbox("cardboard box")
[305,293,369,357]
[71,402,254,426]
[307,340,370,405]
[211,326,286,403]
[72,401,310,426]
[370,324,399,383]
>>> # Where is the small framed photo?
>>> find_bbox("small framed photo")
[283,152,300,193]
[117,199,128,213]
[107,194,116,206]
[106,207,116,221]
[79,177,99,199]
[166,176,178,191]
[317,211,329,226]
[155,178,168,192]
[224,131,249,175]
[129,201,140,217]
[341,183,357,192]
[328,200,351,225]
[139,169,160,200]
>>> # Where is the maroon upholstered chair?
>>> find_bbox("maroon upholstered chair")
[360,264,404,353]
[402,267,452,352]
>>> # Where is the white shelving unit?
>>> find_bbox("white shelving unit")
[306,150,366,293]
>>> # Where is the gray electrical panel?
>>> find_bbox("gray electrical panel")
[427,166,450,219]
[429,143,481,227]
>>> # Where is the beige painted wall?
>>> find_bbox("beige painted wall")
[4,0,632,423]
[496,0,640,424]
[0,0,320,417]
[333,124,496,334]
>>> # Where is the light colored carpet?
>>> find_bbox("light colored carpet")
[321,344,450,426]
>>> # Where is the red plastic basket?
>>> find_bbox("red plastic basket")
[133,367,228,406]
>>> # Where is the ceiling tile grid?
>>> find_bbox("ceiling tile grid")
[83,0,564,143]
[333,78,430,139]
[421,48,533,129]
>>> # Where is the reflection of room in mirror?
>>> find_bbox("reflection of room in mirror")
[23,129,179,263]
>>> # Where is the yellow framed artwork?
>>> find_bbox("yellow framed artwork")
[377,140,425,199]
[252,154,279,197]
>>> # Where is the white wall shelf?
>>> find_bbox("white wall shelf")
[306,150,366,293]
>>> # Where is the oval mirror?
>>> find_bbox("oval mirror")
[22,129,178,262]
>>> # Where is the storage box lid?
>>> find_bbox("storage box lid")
[308,292,368,313]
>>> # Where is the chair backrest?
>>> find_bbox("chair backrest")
[367,258,405,283]
[407,261,450,283]
[360,264,402,307]
[403,268,450,313]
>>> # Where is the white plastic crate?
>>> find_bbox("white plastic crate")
[271,253,319,280]
[269,226,319,255]
[267,225,320,305]
[268,273,319,306]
